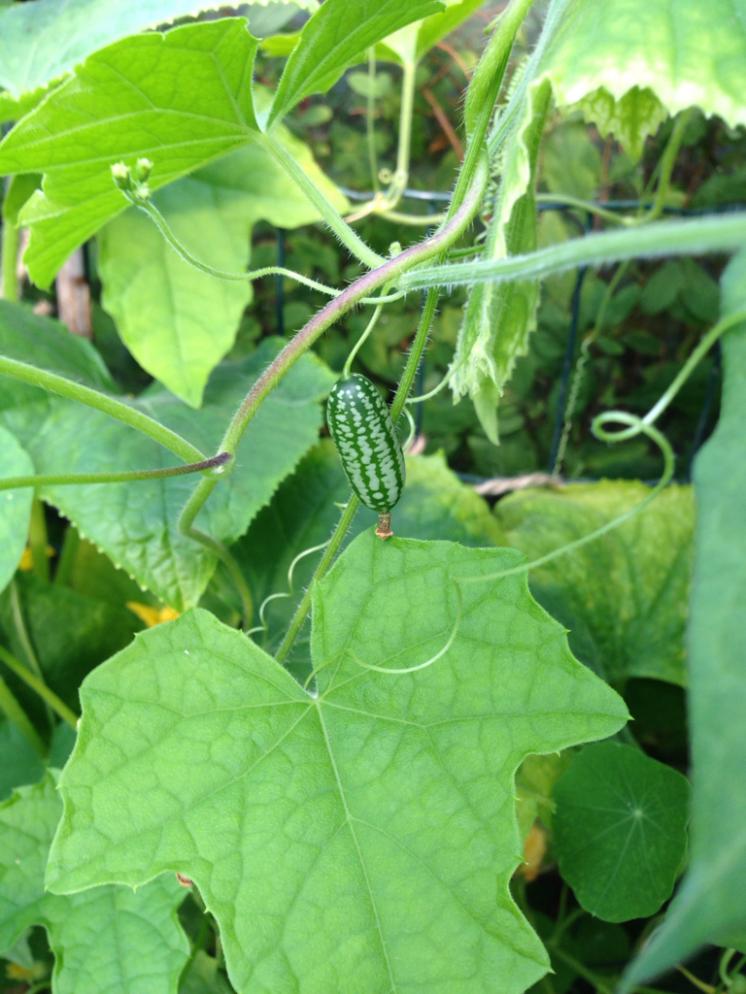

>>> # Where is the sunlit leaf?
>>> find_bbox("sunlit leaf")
[269,0,443,124]
[0,19,260,287]
[48,534,627,994]
[497,482,694,687]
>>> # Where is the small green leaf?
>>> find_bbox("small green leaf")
[497,482,694,686]
[376,0,482,65]
[622,250,746,988]
[554,742,689,923]
[99,132,347,406]
[414,0,484,62]
[0,427,33,595]
[269,0,443,125]
[0,774,189,994]
[48,535,627,994]
[0,19,260,287]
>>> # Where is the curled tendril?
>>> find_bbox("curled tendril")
[401,406,417,451]
[245,540,331,640]
[460,410,674,587]
[348,582,463,676]
[110,165,404,305]
[406,369,452,405]
[459,307,746,589]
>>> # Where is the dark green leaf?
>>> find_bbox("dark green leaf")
[554,742,690,922]
[0,427,33,595]
[0,574,142,712]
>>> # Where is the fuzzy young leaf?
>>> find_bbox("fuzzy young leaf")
[497,482,694,687]
[0,19,260,287]
[0,307,334,609]
[622,252,746,987]
[451,81,550,442]
[98,133,347,406]
[48,534,627,994]
[0,427,33,595]
[554,742,690,922]
[269,0,443,125]
[0,775,189,994]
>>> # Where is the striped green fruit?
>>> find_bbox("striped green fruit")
[327,374,406,513]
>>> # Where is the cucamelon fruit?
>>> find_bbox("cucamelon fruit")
[327,374,405,518]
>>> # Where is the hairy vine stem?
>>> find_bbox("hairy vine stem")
[0,355,207,464]
[265,133,385,269]
[0,452,232,492]
[273,0,536,662]
[400,212,746,291]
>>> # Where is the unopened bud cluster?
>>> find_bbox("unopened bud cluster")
[110,158,154,203]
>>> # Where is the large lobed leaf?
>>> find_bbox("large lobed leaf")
[0,774,189,994]
[0,19,260,287]
[622,251,746,987]
[0,303,334,609]
[98,132,348,406]
[497,481,694,687]
[47,532,627,994]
